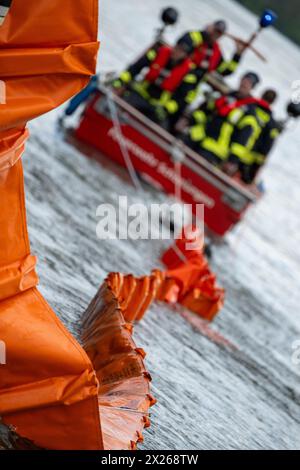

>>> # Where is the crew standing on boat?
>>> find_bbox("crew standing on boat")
[177,20,244,79]
[183,72,261,169]
[112,20,245,131]
[112,41,196,129]
[165,21,245,130]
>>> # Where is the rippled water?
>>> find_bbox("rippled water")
[24,0,300,450]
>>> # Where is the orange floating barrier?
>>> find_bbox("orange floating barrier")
[101,228,224,325]
[0,0,154,451]
[81,282,156,450]
[162,227,225,322]
[0,2,224,450]
[0,0,104,450]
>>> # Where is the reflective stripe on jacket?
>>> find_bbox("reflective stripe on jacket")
[145,46,193,93]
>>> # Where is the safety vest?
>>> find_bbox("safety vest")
[229,99,272,165]
[201,116,241,162]
[200,95,271,165]
[145,46,193,93]
[193,42,222,72]
[200,96,265,162]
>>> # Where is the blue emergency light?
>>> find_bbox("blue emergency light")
[260,9,278,28]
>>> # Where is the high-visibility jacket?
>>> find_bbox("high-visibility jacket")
[190,93,263,164]
[250,105,281,166]
[164,30,242,122]
[113,45,194,115]
[144,46,193,92]
[229,100,275,168]
[178,30,242,77]
[192,38,222,72]
[234,104,281,182]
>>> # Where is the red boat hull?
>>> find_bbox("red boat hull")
[75,91,255,238]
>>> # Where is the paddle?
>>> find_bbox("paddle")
[225,9,278,63]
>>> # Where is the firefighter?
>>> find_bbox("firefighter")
[112,41,195,130]
[228,89,280,183]
[166,21,245,131]
[183,72,261,167]
[177,20,243,79]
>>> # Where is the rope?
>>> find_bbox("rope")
[106,89,143,192]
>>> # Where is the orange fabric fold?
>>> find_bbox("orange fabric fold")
[0,370,98,415]
[0,287,102,450]
[0,43,99,78]
[0,0,99,130]
[0,255,38,301]
[0,128,28,170]
[81,282,156,450]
